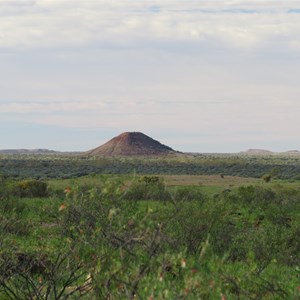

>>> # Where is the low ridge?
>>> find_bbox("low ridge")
[240,149,274,155]
[86,132,176,156]
[0,149,59,154]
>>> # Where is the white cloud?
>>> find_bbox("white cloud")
[1,1,300,151]
[0,101,106,113]
[0,0,300,50]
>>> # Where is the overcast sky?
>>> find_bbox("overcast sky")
[1,0,300,152]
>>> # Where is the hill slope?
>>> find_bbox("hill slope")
[86,132,176,156]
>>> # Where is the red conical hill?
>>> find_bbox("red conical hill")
[86,132,176,156]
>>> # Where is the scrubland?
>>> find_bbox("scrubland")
[0,155,299,299]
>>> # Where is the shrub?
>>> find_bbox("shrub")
[262,174,272,183]
[236,185,276,206]
[1,179,48,198]
[0,197,26,215]
[14,180,48,198]
[171,187,206,202]
[124,176,170,201]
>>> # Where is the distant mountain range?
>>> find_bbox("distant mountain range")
[0,149,80,155]
[240,149,300,155]
[0,134,299,156]
[0,149,59,154]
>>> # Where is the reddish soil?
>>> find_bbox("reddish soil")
[86,132,176,156]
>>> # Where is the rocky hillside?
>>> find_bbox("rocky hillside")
[86,132,176,156]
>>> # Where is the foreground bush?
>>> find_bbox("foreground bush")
[124,176,171,201]
[0,178,48,198]
[0,178,299,299]
[15,180,48,198]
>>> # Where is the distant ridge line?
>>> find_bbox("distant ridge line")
[0,149,59,154]
[239,149,300,155]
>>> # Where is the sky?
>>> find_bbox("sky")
[1,0,300,153]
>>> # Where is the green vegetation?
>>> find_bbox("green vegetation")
[1,153,300,180]
[0,172,299,299]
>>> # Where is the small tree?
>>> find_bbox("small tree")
[262,174,272,183]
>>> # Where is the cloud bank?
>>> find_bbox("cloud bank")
[0,1,300,151]
[1,0,300,50]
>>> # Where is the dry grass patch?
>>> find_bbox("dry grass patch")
[162,175,260,187]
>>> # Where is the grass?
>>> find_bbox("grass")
[48,174,127,190]
[47,173,300,198]
[162,174,260,186]
[1,173,300,299]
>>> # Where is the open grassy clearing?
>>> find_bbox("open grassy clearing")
[162,174,260,186]
[48,173,261,188]
[48,173,300,197]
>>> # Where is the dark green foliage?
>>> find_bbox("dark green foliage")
[1,153,300,179]
[171,187,206,202]
[0,197,26,215]
[15,180,48,198]
[0,178,48,198]
[138,175,161,184]
[124,176,171,201]
[262,174,272,182]
[237,185,276,205]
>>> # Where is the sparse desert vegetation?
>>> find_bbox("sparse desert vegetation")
[1,152,300,180]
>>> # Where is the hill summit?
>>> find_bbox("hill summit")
[86,132,176,156]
